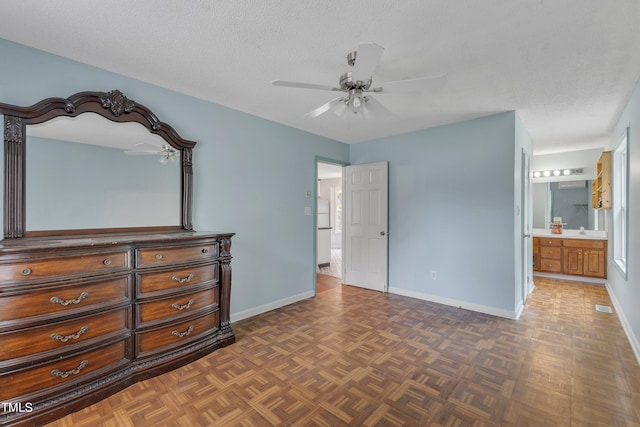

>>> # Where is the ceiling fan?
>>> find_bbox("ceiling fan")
[272,42,445,119]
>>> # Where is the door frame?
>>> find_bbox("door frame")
[521,148,534,304]
[314,156,348,294]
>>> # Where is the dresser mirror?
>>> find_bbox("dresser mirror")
[1,90,196,238]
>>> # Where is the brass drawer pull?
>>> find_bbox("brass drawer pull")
[51,326,89,342]
[21,267,32,276]
[51,360,88,378]
[172,299,195,311]
[103,258,112,266]
[172,273,194,284]
[202,248,208,254]
[50,292,89,306]
[155,254,164,260]
[172,325,194,338]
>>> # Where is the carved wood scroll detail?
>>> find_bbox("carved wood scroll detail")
[220,237,232,257]
[98,89,135,117]
[4,116,23,143]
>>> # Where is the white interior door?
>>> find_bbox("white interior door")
[522,149,533,302]
[343,161,388,292]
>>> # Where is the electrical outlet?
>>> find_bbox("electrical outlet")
[431,271,437,280]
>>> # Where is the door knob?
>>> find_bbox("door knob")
[380,231,386,236]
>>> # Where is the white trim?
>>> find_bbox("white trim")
[533,272,606,285]
[230,290,314,323]
[606,282,640,366]
[388,287,521,320]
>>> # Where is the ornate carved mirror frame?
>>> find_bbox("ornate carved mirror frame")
[0,90,196,239]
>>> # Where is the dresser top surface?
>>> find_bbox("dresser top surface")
[0,231,234,252]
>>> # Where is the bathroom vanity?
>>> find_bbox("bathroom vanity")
[533,229,607,279]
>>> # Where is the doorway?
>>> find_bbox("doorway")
[522,149,533,304]
[316,160,344,281]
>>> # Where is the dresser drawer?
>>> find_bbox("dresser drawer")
[0,250,130,282]
[0,276,132,328]
[136,242,219,268]
[0,339,129,401]
[136,264,218,297]
[539,259,562,273]
[539,238,562,247]
[136,287,219,328]
[562,239,605,249]
[135,310,219,358]
[539,247,561,259]
[1,307,130,364]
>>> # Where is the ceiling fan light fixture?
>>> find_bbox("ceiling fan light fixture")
[348,89,365,114]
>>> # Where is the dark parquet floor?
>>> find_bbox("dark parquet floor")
[46,276,640,426]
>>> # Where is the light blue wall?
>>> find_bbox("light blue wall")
[0,39,349,316]
[608,77,640,360]
[350,112,521,315]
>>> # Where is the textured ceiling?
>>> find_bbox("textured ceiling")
[1,1,640,154]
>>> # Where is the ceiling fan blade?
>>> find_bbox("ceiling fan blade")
[375,75,446,93]
[272,80,340,91]
[134,142,163,150]
[305,97,346,118]
[124,151,156,155]
[351,42,385,83]
[332,98,348,118]
[362,95,396,120]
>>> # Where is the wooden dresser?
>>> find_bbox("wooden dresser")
[0,231,234,426]
[0,89,236,425]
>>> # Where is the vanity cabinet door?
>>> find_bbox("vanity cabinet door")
[562,239,607,279]
[562,247,583,275]
[583,249,606,278]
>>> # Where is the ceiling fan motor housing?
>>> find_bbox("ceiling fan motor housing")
[339,71,372,91]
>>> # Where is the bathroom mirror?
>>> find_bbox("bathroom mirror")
[1,89,196,238]
[532,180,601,230]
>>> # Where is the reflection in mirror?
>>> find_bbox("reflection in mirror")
[532,180,600,230]
[26,113,180,231]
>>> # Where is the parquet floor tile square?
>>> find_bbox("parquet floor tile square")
[44,276,640,427]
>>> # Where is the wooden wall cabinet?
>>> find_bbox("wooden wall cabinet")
[592,151,612,210]
[533,237,607,279]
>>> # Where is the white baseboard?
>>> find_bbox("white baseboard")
[533,272,605,285]
[388,287,520,320]
[605,282,640,366]
[230,290,315,323]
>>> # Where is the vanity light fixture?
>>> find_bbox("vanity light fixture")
[532,168,584,179]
